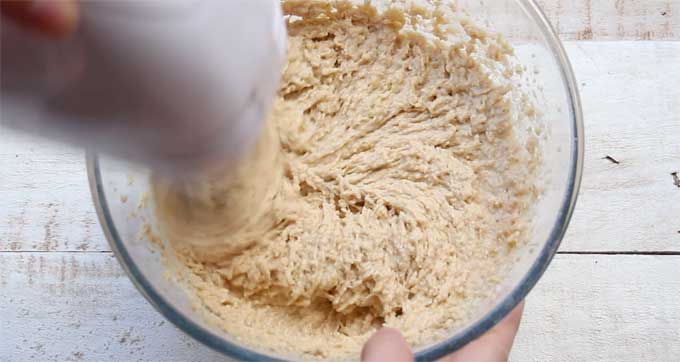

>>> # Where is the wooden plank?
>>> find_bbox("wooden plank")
[512,254,680,361]
[538,0,680,40]
[562,41,680,252]
[2,42,679,253]
[1,252,678,361]
[0,252,226,362]
[0,131,107,252]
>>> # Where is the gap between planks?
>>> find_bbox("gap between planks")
[558,251,680,256]
[0,250,112,254]
[1,250,680,256]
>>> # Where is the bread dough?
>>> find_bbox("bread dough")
[152,0,540,358]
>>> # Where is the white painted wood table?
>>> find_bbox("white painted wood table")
[2,1,679,361]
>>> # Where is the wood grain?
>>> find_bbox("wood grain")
[512,254,680,361]
[539,0,680,40]
[563,41,680,252]
[2,42,679,253]
[0,252,226,362]
[0,131,106,252]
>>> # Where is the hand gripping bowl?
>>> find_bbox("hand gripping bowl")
[87,0,583,360]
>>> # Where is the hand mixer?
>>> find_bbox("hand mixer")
[1,0,287,175]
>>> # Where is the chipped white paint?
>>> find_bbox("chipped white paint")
[0,253,226,362]
[538,0,680,40]
[0,133,104,252]
[563,41,680,252]
[512,255,680,361]
[1,21,679,362]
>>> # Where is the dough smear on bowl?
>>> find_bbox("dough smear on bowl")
[152,0,541,358]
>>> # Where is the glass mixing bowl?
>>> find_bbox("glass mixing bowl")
[87,1,583,360]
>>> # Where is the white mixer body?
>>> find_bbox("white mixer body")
[1,0,287,173]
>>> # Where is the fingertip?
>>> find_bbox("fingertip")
[32,0,79,37]
[2,0,79,38]
[362,327,414,362]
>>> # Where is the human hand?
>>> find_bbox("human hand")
[1,0,78,38]
[361,302,525,362]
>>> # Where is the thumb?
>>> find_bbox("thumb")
[1,0,79,38]
[361,328,414,362]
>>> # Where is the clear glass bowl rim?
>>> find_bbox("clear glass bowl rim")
[86,1,584,360]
